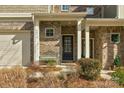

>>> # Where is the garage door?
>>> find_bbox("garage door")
[0,32,30,66]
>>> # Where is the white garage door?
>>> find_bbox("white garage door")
[0,32,30,66]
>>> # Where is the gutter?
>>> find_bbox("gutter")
[0,13,32,18]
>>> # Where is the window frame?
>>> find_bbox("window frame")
[45,27,55,38]
[110,33,120,44]
[86,7,94,15]
[61,5,69,11]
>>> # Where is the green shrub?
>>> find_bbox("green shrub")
[77,58,102,80]
[112,68,124,86]
[114,55,121,67]
[47,60,56,66]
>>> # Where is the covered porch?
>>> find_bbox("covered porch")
[84,18,124,69]
[32,13,124,69]
[32,12,87,65]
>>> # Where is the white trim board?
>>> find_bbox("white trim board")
[82,38,94,58]
[0,13,32,17]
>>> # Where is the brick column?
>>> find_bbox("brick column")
[33,18,40,65]
[77,19,82,60]
[85,25,90,58]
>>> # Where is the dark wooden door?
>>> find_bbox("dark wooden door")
[62,36,73,60]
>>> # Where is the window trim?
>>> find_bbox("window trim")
[86,7,94,15]
[61,5,69,11]
[45,27,55,38]
[110,33,120,44]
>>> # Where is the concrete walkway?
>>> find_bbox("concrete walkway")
[100,70,115,80]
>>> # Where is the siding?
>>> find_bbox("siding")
[103,5,117,18]
[0,21,33,30]
[0,5,48,13]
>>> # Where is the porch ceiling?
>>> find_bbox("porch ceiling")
[85,18,124,26]
[33,12,87,21]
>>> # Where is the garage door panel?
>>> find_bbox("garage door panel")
[0,32,30,66]
[0,35,15,41]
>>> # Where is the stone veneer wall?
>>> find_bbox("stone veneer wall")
[40,21,61,64]
[94,26,124,69]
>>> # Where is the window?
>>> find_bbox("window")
[45,28,54,38]
[111,33,120,43]
[61,5,69,11]
[86,7,94,15]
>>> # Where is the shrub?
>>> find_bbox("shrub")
[0,66,27,88]
[65,73,95,88]
[112,68,124,86]
[47,60,56,66]
[114,55,121,67]
[77,58,102,80]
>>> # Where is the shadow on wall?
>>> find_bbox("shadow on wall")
[71,5,86,12]
[71,5,102,18]
[0,22,33,30]
[20,22,33,30]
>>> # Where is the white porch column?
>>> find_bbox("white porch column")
[77,19,82,60]
[33,18,40,64]
[85,25,90,58]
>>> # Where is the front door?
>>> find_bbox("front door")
[62,35,73,60]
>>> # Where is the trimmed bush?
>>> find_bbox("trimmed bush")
[47,60,56,66]
[77,58,102,80]
[112,68,124,86]
[0,66,27,88]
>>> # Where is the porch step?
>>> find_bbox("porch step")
[60,65,78,73]
[100,70,114,80]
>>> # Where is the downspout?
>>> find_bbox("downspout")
[117,5,119,19]
[48,5,51,13]
[101,5,104,18]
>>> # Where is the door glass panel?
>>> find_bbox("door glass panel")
[64,37,72,52]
